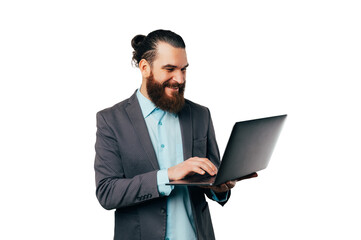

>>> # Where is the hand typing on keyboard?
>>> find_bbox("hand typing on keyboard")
[168,157,217,181]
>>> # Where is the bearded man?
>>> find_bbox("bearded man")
[94,30,255,240]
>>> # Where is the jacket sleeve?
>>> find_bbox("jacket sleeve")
[204,108,231,205]
[94,111,161,210]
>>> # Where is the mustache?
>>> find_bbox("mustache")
[163,79,186,89]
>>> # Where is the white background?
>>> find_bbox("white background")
[1,1,360,239]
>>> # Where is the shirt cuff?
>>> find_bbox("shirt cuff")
[157,169,174,196]
[210,189,229,202]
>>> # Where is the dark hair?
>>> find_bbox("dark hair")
[131,29,186,67]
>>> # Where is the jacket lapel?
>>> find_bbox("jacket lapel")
[125,91,159,170]
[178,102,193,160]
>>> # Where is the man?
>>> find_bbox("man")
[94,29,256,240]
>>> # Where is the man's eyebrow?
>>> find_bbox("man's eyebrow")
[162,64,177,69]
[181,63,189,70]
[162,63,189,69]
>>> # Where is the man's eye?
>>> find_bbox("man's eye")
[166,68,174,72]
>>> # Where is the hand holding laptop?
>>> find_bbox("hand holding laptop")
[201,172,258,193]
[201,180,237,193]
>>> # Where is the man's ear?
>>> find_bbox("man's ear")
[139,59,151,78]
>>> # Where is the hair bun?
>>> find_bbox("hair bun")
[131,34,146,50]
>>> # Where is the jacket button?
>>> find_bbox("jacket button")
[160,208,166,214]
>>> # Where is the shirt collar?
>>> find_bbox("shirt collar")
[136,89,178,119]
[136,89,158,118]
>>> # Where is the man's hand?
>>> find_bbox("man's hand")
[203,180,237,193]
[202,172,258,193]
[168,157,217,181]
[235,172,258,181]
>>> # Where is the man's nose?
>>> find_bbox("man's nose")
[172,71,185,83]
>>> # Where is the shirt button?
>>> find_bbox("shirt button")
[159,122,162,125]
[161,144,165,148]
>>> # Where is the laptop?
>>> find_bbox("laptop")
[167,114,287,186]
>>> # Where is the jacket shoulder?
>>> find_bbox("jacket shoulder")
[96,90,138,118]
[184,99,210,115]
[97,98,129,117]
[185,99,210,117]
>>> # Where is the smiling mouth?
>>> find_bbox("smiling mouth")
[163,79,185,93]
[167,86,179,90]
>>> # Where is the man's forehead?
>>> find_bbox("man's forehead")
[154,42,188,67]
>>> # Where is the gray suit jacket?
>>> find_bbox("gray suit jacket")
[94,91,230,240]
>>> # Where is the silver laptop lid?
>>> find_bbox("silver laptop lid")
[214,114,287,185]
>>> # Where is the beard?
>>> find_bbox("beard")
[146,72,186,113]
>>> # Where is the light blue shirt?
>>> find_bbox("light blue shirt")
[136,89,227,240]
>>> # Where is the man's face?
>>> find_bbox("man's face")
[145,42,188,113]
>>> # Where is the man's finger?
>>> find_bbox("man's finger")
[193,159,217,175]
[199,158,217,173]
[235,172,258,181]
[225,181,236,189]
